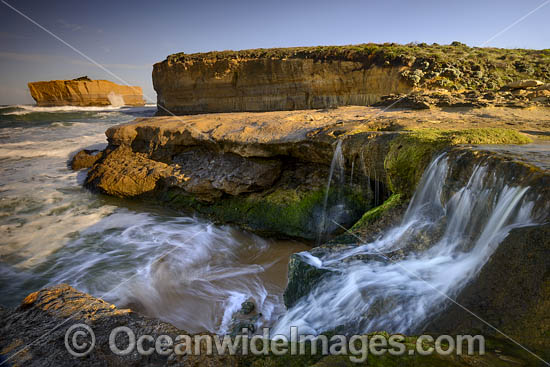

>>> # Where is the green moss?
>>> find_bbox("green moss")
[236,334,539,366]
[384,128,532,197]
[162,185,371,240]
[351,193,402,232]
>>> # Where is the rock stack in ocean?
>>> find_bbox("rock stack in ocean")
[28,77,145,107]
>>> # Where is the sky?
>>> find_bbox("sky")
[0,0,549,105]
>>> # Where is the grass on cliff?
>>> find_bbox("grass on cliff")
[385,128,532,197]
[166,42,550,67]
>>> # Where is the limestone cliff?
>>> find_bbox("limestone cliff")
[28,78,145,107]
[153,44,550,114]
[153,51,412,114]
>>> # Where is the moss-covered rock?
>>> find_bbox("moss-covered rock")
[163,184,371,240]
[283,252,333,308]
[350,193,402,232]
[384,128,532,197]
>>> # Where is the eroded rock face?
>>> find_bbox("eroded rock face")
[80,107,541,239]
[0,284,236,366]
[427,223,550,361]
[82,110,385,239]
[70,149,103,170]
[153,56,412,114]
[28,78,145,107]
[85,146,176,198]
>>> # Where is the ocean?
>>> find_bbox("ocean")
[0,104,306,334]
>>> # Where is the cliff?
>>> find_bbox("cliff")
[28,77,145,107]
[153,43,550,114]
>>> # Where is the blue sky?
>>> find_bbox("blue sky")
[1,0,549,105]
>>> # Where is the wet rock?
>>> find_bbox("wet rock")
[284,251,333,308]
[239,301,255,315]
[427,222,550,361]
[70,149,103,170]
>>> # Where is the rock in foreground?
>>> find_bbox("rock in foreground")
[28,77,145,107]
[0,285,540,366]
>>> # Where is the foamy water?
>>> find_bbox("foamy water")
[0,104,307,334]
[1,104,156,115]
[273,153,539,336]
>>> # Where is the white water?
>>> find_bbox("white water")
[273,153,536,336]
[1,104,156,115]
[107,92,125,107]
[0,105,306,334]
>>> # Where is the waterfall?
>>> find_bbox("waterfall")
[273,153,536,336]
[317,139,345,243]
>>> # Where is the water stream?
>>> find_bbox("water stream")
[273,152,538,336]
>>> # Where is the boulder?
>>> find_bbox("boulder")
[70,149,103,170]
[0,284,236,366]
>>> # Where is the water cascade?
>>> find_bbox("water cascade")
[317,139,346,243]
[274,153,537,336]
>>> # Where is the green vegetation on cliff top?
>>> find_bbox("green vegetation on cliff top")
[166,42,550,65]
[162,42,550,92]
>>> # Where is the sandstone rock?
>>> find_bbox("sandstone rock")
[28,79,145,107]
[506,79,544,89]
[70,149,103,170]
[85,146,177,198]
[153,54,412,114]
[170,148,282,201]
[0,284,237,366]
[85,146,282,202]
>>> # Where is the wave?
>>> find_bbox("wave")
[0,134,106,159]
[1,104,156,116]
